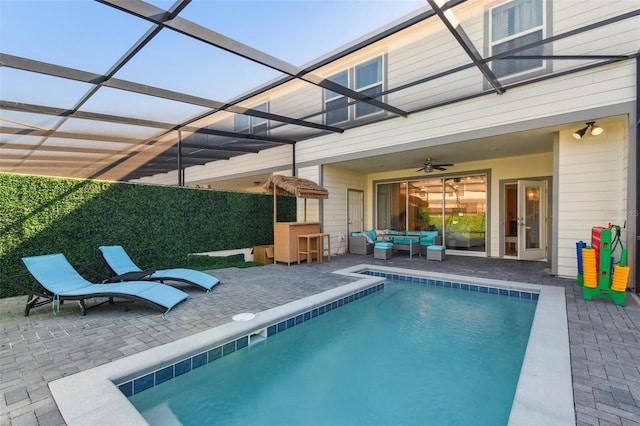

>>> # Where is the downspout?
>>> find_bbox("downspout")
[634,53,639,293]
[292,143,297,177]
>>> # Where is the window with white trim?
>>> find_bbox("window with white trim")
[324,71,349,125]
[235,102,269,135]
[355,57,383,118]
[324,56,384,125]
[490,0,545,78]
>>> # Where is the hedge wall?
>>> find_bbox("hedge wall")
[0,173,295,298]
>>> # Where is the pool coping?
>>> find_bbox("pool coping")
[339,265,575,426]
[49,265,574,426]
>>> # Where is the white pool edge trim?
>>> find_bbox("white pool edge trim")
[50,265,574,426]
[337,264,575,426]
[49,276,383,426]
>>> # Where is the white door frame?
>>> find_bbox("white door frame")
[500,178,549,260]
[517,179,547,260]
[347,188,364,241]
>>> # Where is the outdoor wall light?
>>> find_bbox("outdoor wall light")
[573,121,603,139]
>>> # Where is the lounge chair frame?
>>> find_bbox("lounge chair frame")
[5,273,173,317]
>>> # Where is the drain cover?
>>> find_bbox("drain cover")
[232,312,256,321]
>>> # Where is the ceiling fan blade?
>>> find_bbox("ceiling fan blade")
[434,163,454,167]
[434,166,447,171]
[416,167,426,172]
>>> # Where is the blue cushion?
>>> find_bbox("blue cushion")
[375,242,393,249]
[364,230,378,242]
[427,245,446,251]
[418,231,439,246]
[420,231,438,237]
[392,237,412,245]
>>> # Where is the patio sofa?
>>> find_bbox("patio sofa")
[349,230,440,256]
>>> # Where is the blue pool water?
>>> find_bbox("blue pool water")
[130,279,537,425]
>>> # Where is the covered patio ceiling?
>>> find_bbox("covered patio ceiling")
[1,0,638,184]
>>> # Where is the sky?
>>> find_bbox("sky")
[0,0,427,108]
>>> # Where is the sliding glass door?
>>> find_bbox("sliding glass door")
[376,182,407,230]
[376,174,487,252]
[443,176,486,252]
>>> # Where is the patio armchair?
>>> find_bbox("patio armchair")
[348,232,375,255]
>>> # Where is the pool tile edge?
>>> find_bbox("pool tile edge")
[48,276,384,426]
[334,264,575,426]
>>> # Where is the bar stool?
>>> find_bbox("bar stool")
[298,233,331,264]
[317,233,331,263]
[297,234,319,265]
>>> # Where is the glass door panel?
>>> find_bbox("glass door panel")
[408,179,443,232]
[517,180,546,260]
[376,182,407,231]
[443,176,487,252]
[376,174,487,253]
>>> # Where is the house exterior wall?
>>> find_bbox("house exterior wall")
[186,145,293,184]
[556,120,628,278]
[285,165,368,254]
[323,165,368,254]
[365,153,553,257]
[293,61,635,168]
[295,166,321,223]
[137,0,637,285]
[138,1,637,186]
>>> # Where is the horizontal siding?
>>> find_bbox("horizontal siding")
[556,121,625,277]
[185,145,292,182]
[323,166,368,254]
[138,1,637,184]
[292,60,634,166]
[266,81,323,125]
[295,166,321,223]
[554,1,640,33]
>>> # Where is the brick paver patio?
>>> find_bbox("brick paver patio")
[1,254,639,425]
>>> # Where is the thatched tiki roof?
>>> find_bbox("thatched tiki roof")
[264,175,328,223]
[263,175,329,199]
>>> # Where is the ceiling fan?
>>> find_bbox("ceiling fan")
[416,158,454,173]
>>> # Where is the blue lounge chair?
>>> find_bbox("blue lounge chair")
[7,253,189,317]
[98,245,220,292]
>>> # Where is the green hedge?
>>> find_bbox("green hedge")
[0,173,295,298]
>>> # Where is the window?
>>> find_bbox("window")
[324,71,349,125]
[490,0,544,78]
[324,56,384,125]
[235,102,269,135]
[355,58,383,118]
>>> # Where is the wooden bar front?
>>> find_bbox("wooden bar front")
[274,222,320,265]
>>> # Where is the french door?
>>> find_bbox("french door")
[517,180,546,260]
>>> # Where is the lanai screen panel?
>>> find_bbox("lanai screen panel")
[1,0,638,182]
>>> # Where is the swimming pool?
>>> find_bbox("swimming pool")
[130,278,537,425]
[49,265,574,425]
